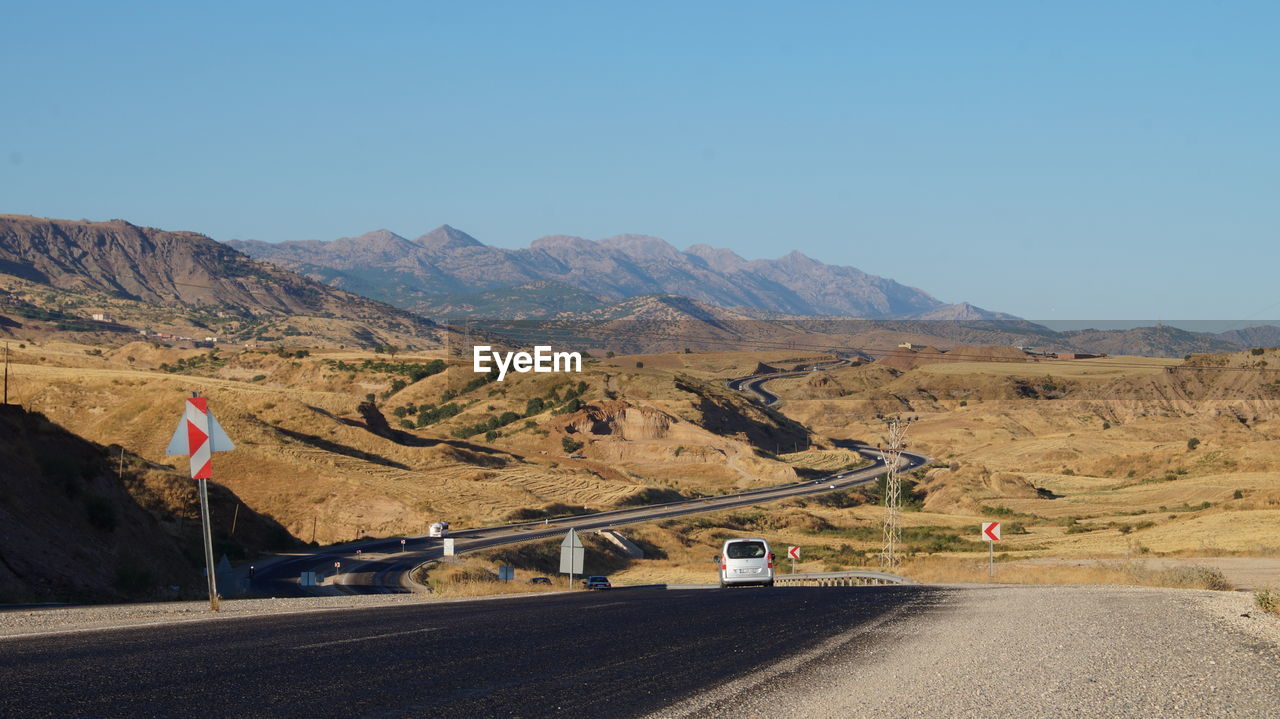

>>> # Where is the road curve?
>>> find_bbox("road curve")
[254,366,924,596]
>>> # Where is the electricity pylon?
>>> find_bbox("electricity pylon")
[879,419,909,571]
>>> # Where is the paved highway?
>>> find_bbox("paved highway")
[254,366,920,596]
[0,586,940,718]
[254,444,926,596]
[726,363,843,406]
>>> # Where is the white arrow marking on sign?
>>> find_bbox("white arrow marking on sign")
[787,546,800,560]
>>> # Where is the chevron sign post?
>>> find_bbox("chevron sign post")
[167,394,235,611]
[981,522,1001,579]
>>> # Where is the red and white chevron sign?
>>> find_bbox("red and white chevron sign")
[981,522,1001,541]
[166,397,235,479]
[787,546,800,560]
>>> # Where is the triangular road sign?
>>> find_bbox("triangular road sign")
[561,528,584,549]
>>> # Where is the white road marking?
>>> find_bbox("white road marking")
[582,601,628,609]
[295,627,438,649]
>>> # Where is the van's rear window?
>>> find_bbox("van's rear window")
[726,542,767,559]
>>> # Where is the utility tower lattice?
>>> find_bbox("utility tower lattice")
[879,419,909,571]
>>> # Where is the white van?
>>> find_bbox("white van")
[718,537,775,588]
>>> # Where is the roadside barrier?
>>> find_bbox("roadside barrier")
[773,570,914,586]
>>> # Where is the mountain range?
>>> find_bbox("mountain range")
[228,226,1002,320]
[0,215,446,348]
[1,214,1277,358]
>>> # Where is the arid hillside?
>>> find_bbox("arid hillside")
[0,405,294,602]
[764,350,1280,559]
[1,341,855,548]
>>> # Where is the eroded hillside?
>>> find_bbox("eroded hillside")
[2,342,848,546]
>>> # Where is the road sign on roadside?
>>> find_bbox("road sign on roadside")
[787,546,800,559]
[981,522,1000,579]
[560,529,585,585]
[165,394,236,613]
[443,538,455,556]
[981,522,1001,542]
[400,539,406,551]
[498,566,514,581]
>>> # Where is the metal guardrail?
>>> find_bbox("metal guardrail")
[772,570,915,586]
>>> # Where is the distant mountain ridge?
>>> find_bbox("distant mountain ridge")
[0,215,446,348]
[228,225,1002,319]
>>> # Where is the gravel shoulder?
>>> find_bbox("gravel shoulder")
[0,591,564,640]
[650,585,1280,719]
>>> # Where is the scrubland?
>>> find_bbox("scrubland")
[4,336,1277,595]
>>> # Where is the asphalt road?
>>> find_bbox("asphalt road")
[0,585,939,719]
[253,452,926,598]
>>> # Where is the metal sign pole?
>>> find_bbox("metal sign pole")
[988,540,994,579]
[167,392,236,613]
[198,477,220,611]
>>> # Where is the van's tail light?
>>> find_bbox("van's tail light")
[767,554,774,569]
[721,561,728,571]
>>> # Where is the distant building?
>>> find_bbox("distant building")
[90,313,115,322]
[898,342,924,350]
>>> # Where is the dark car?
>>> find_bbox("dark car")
[529,576,552,585]
[581,576,611,590]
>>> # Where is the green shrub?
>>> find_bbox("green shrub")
[1256,588,1279,615]
[1187,437,1200,451]
[1158,565,1230,591]
[562,436,584,453]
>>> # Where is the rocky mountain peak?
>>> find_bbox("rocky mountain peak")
[684,244,747,272]
[415,225,484,252]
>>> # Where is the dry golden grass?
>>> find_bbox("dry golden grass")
[595,350,834,379]
[4,341,818,543]
[900,556,1232,590]
[7,335,1277,586]
[1256,588,1280,615]
[915,355,1177,378]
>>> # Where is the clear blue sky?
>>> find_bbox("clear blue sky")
[2,1,1277,321]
